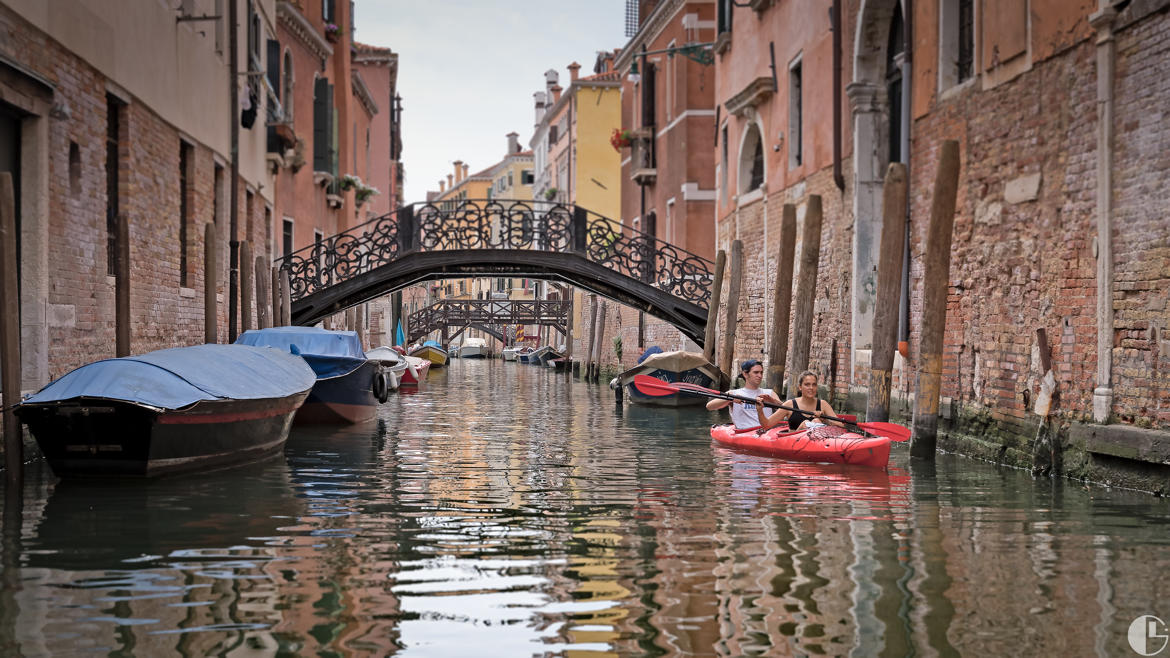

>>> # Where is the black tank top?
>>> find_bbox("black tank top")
[787,398,821,431]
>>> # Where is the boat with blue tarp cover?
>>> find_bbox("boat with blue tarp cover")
[14,343,315,477]
[236,326,388,424]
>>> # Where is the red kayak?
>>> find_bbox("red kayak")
[711,423,892,469]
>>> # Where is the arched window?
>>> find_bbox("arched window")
[283,50,294,121]
[738,122,765,195]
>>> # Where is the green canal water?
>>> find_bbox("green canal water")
[1,358,1168,656]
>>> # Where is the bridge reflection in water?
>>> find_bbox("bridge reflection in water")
[2,360,1168,655]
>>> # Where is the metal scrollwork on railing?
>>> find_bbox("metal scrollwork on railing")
[276,199,714,309]
[281,211,400,300]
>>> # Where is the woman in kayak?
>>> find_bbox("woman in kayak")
[754,370,844,431]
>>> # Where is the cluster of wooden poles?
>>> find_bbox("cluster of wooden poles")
[695,140,962,460]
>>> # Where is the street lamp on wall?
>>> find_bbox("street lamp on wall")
[627,42,716,83]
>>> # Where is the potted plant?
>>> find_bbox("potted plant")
[543,187,558,201]
[355,183,380,205]
[339,174,361,191]
[610,128,633,152]
[324,23,341,42]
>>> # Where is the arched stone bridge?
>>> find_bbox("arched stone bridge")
[279,199,714,345]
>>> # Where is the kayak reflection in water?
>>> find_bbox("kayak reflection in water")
[754,370,844,431]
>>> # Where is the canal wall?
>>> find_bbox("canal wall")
[572,3,1170,495]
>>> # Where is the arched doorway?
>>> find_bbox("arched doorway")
[848,0,909,376]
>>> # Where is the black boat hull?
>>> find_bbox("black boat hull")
[295,359,380,425]
[16,391,309,477]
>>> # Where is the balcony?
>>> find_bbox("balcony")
[630,128,656,186]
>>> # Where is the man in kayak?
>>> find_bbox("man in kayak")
[705,359,776,430]
[753,369,844,431]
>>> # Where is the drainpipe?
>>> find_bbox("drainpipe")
[1089,3,1118,422]
[831,0,845,191]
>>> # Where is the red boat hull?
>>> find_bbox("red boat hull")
[711,424,892,469]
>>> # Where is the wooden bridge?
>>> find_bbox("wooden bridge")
[406,299,570,344]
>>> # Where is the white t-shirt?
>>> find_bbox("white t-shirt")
[728,387,775,429]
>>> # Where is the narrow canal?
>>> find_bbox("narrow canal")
[2,358,1168,656]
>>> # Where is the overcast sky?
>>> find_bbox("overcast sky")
[357,1,629,203]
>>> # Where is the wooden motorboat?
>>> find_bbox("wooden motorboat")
[14,344,315,477]
[237,326,387,424]
[409,339,449,367]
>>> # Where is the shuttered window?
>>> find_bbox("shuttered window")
[313,78,333,172]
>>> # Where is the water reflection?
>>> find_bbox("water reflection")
[0,358,1167,655]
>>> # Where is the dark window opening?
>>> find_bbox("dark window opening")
[886,3,904,165]
[282,218,293,256]
[958,0,974,82]
[105,94,123,276]
[749,137,764,189]
[789,62,802,168]
[179,142,192,287]
[322,0,335,24]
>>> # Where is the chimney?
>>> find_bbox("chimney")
[453,160,463,183]
[507,132,519,154]
[439,180,445,193]
[534,91,547,125]
[551,84,562,104]
[568,61,581,82]
[447,173,453,188]
[544,69,559,94]
[462,163,469,180]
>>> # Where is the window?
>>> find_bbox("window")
[106,94,123,277]
[717,0,734,36]
[322,0,335,23]
[738,122,764,195]
[282,218,293,256]
[521,170,533,185]
[69,142,80,196]
[788,58,802,168]
[248,1,261,66]
[179,141,193,287]
[508,171,513,187]
[940,0,975,90]
[313,78,334,172]
[282,51,294,121]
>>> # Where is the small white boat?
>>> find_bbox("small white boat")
[365,346,407,392]
[460,337,489,358]
[502,346,523,361]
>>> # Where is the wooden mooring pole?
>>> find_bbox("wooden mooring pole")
[270,266,280,327]
[702,249,726,367]
[1,174,23,485]
[718,240,743,389]
[767,205,797,392]
[279,268,292,326]
[593,301,608,383]
[867,163,908,422]
[115,213,130,357]
[204,222,218,343]
[240,241,252,334]
[789,196,823,394]
[255,256,270,329]
[911,139,961,459]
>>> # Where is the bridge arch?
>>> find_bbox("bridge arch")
[279,199,715,345]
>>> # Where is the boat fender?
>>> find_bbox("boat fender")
[373,370,390,403]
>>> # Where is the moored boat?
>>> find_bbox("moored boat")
[710,423,892,469]
[526,345,552,365]
[619,349,722,407]
[14,344,315,477]
[365,346,408,391]
[502,345,530,362]
[237,326,386,424]
[460,337,490,358]
[409,339,449,367]
[400,354,431,385]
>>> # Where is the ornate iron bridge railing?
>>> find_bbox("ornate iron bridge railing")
[276,199,714,309]
[406,299,571,343]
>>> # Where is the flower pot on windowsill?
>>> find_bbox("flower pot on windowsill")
[324,25,341,43]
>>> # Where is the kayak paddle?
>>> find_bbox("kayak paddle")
[632,375,911,442]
